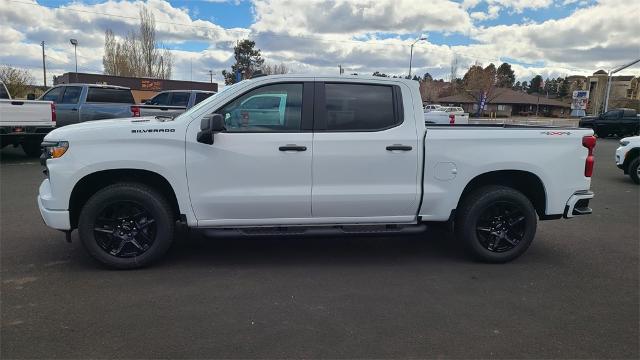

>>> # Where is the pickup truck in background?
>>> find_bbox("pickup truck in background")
[38,75,596,269]
[579,108,639,138]
[425,106,470,124]
[423,104,442,112]
[0,81,56,157]
[39,84,141,127]
[138,90,215,118]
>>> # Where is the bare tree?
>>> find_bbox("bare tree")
[449,54,459,82]
[0,65,34,98]
[102,5,173,79]
[262,62,289,75]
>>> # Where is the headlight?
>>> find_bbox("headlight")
[42,141,69,159]
[620,140,630,146]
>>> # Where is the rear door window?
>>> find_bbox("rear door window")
[60,86,82,104]
[194,92,213,105]
[319,83,400,131]
[86,87,135,103]
[147,92,170,105]
[170,92,190,107]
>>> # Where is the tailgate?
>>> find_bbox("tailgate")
[0,100,54,127]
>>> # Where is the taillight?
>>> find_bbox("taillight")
[131,105,141,117]
[582,135,596,177]
[449,114,455,125]
[51,103,56,123]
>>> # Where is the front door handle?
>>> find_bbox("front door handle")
[386,144,412,151]
[71,108,78,111]
[279,144,307,151]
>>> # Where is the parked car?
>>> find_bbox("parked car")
[615,135,640,184]
[579,108,639,138]
[423,104,442,112]
[0,81,56,157]
[425,106,469,124]
[39,84,140,127]
[38,75,596,269]
[139,90,216,118]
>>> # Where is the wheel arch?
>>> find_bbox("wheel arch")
[456,170,548,218]
[68,169,182,229]
[623,147,640,172]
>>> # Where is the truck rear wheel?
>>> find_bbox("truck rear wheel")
[455,186,537,263]
[628,157,640,184]
[78,183,175,269]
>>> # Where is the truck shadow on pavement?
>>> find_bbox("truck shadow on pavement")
[157,226,469,268]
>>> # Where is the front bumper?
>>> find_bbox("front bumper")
[37,180,70,230]
[615,145,631,173]
[563,190,594,218]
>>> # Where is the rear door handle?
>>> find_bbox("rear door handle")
[279,145,307,151]
[71,108,78,111]
[386,144,412,151]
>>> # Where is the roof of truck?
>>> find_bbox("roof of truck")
[243,74,417,84]
[52,83,131,90]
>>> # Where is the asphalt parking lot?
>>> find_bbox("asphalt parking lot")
[1,139,638,359]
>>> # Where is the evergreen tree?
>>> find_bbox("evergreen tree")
[528,75,543,94]
[496,63,515,88]
[221,40,264,85]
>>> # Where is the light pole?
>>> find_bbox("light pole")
[408,36,427,78]
[70,38,78,82]
[604,58,640,112]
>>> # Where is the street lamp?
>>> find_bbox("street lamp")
[70,38,78,82]
[603,58,640,112]
[408,36,427,78]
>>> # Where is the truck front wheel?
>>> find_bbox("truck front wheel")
[455,186,537,263]
[628,157,640,184]
[78,183,175,269]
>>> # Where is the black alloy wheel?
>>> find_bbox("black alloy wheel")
[78,183,175,269]
[475,201,527,253]
[93,201,157,257]
[455,185,537,263]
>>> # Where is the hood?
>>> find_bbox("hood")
[579,116,598,122]
[44,116,180,141]
[620,135,640,143]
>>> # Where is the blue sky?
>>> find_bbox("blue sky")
[1,0,637,85]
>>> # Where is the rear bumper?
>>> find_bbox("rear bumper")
[563,190,594,218]
[37,180,70,230]
[1,126,54,146]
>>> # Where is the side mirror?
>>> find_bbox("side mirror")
[27,93,35,100]
[197,113,225,145]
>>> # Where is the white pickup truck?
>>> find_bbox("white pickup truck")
[424,106,470,124]
[0,81,56,156]
[37,75,596,269]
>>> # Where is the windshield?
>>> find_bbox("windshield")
[173,82,241,121]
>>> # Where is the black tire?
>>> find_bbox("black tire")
[455,185,537,263]
[78,183,175,269]
[595,129,608,138]
[22,141,41,157]
[628,157,640,185]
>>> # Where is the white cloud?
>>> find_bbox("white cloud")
[0,0,637,87]
[251,0,474,35]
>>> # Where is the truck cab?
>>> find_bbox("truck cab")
[40,84,138,127]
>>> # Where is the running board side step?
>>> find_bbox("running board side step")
[199,224,428,238]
